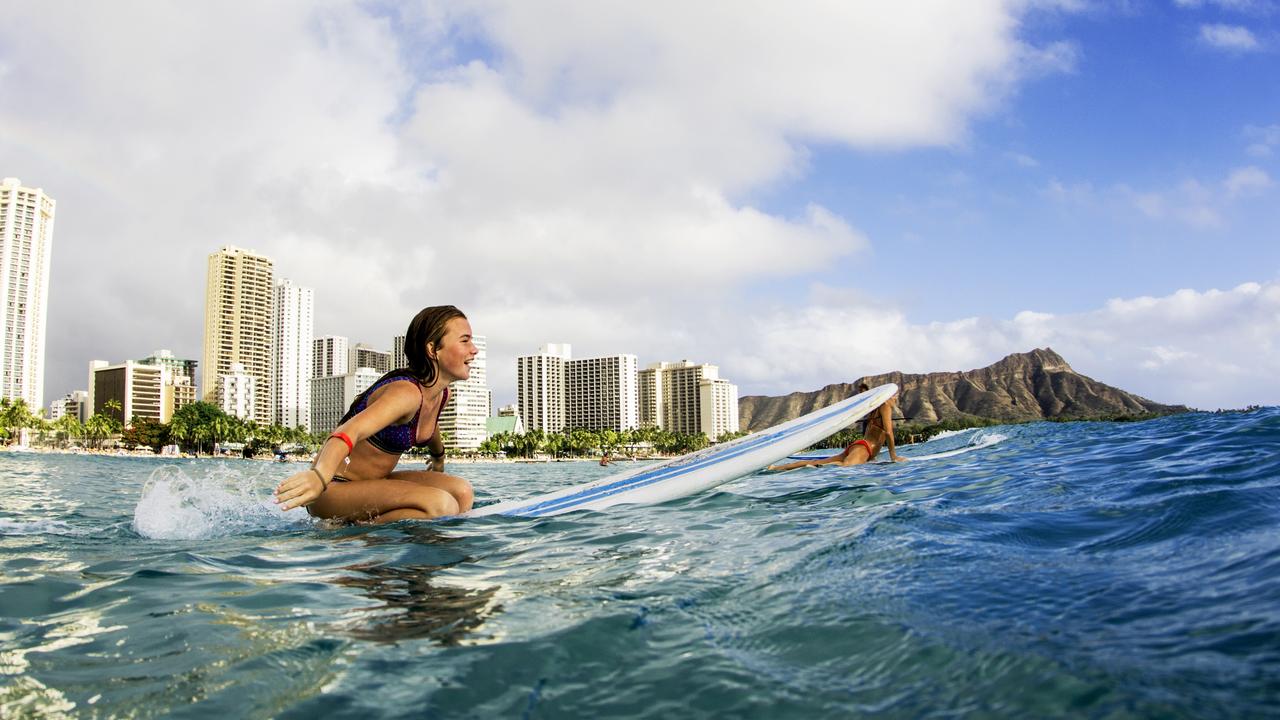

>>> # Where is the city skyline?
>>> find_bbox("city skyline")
[3,4,1277,411]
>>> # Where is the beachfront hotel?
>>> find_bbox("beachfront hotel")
[49,390,88,423]
[272,278,314,431]
[202,246,274,422]
[0,178,55,411]
[349,343,390,374]
[310,367,380,435]
[313,335,349,379]
[517,344,570,432]
[517,344,640,433]
[566,354,639,432]
[87,359,193,425]
[638,361,740,441]
[438,335,492,450]
[218,363,256,422]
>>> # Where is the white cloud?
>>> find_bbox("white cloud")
[1198,24,1261,51]
[735,281,1280,410]
[1176,0,1267,11]
[1007,152,1041,167]
[1224,165,1274,196]
[0,1,1084,409]
[1245,123,1280,157]
[1048,165,1273,229]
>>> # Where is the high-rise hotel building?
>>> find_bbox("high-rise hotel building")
[566,354,638,432]
[272,278,313,430]
[0,178,55,410]
[203,246,273,422]
[313,335,349,378]
[638,361,739,441]
[439,335,491,450]
[517,344,639,434]
[517,344,570,432]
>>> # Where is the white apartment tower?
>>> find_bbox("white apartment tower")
[699,377,740,442]
[349,343,390,374]
[566,354,639,431]
[88,360,171,424]
[272,278,314,430]
[313,335,349,379]
[517,344,570,433]
[0,178,55,410]
[203,246,273,422]
[438,335,492,450]
[219,362,256,421]
[638,361,739,440]
[310,367,380,435]
[393,335,407,371]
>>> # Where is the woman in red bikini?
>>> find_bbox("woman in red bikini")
[765,383,906,472]
[273,306,477,522]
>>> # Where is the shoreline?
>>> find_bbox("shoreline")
[0,444,669,464]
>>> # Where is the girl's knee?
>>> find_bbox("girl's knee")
[452,479,474,511]
[416,487,460,517]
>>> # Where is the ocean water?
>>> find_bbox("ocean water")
[2,409,1279,718]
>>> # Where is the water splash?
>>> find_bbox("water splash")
[926,427,978,443]
[132,465,311,540]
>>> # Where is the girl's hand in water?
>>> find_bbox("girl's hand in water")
[274,469,327,511]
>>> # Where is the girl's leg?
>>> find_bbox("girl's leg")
[766,453,848,473]
[307,477,461,523]
[837,444,873,466]
[388,470,475,513]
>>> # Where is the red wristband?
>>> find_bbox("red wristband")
[329,432,354,453]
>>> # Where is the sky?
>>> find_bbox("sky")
[1,0,1278,413]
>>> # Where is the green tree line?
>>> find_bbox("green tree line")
[3,399,318,455]
[476,426,749,458]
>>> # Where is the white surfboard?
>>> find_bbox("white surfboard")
[466,383,899,518]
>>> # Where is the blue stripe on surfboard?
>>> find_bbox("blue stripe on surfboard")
[493,391,884,517]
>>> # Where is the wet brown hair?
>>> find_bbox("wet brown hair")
[403,305,467,387]
[341,306,467,421]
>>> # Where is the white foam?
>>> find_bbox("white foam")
[0,518,79,536]
[132,465,311,540]
[926,428,977,443]
[969,431,1009,448]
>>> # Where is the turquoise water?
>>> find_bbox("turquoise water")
[2,409,1279,718]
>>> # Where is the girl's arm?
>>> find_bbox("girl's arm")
[273,382,421,511]
[882,401,904,461]
[424,427,446,473]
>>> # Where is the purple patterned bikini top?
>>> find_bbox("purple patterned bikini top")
[340,373,449,455]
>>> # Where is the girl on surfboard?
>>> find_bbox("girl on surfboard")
[273,306,477,522]
[765,383,906,472]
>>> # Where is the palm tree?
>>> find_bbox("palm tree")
[1,398,39,443]
[52,414,83,448]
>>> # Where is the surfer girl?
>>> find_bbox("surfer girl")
[765,383,906,472]
[273,305,477,522]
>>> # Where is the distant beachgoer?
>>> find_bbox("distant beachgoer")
[600,452,611,467]
[765,383,906,472]
[273,306,477,522]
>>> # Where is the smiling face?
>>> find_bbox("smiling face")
[429,317,478,384]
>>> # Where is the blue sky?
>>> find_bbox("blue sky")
[1,1,1277,411]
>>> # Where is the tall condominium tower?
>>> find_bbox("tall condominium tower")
[349,343,390,374]
[566,354,639,431]
[0,178,55,409]
[202,246,274,422]
[313,335,349,378]
[517,344,640,434]
[516,343,570,433]
[439,335,491,450]
[392,335,407,370]
[273,278,314,430]
[638,361,739,440]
